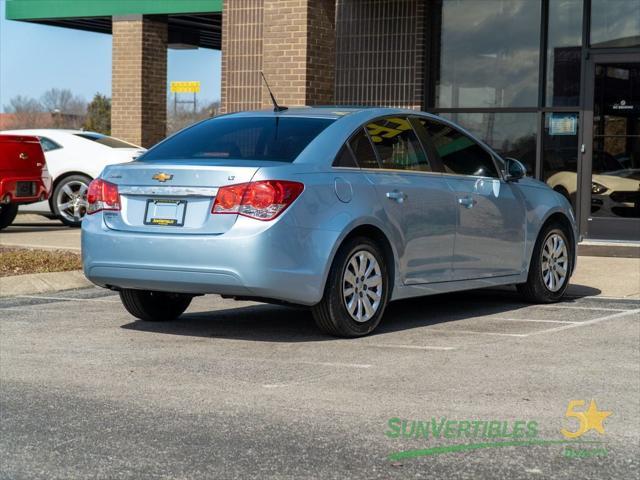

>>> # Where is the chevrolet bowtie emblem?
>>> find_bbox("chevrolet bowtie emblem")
[152,173,173,182]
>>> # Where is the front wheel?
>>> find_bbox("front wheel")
[0,203,19,230]
[312,237,390,337]
[119,289,193,321]
[517,224,573,303]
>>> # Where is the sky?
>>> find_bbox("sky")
[0,0,221,112]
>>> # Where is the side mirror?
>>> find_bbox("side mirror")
[504,157,526,182]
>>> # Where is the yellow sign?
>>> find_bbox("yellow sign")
[170,81,201,93]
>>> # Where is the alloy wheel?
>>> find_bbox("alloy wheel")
[56,180,89,223]
[342,250,383,322]
[541,233,568,292]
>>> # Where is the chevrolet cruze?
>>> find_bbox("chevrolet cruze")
[82,107,577,337]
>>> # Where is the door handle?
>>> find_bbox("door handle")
[386,190,407,203]
[458,196,476,208]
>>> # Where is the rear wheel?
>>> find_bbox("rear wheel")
[312,237,390,337]
[51,174,92,228]
[119,289,193,321]
[0,203,19,230]
[517,224,573,303]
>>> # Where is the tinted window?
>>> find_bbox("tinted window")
[39,137,61,152]
[333,145,358,168]
[365,117,431,172]
[348,129,379,169]
[421,120,499,178]
[438,112,537,175]
[143,117,334,162]
[74,133,139,149]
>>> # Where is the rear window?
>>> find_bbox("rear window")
[74,133,139,149]
[142,116,335,162]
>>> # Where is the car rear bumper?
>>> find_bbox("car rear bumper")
[81,214,339,306]
[0,175,50,205]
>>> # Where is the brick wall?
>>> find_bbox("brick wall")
[221,0,335,113]
[221,0,264,113]
[112,15,167,148]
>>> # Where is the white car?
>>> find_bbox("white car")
[0,129,145,226]
[546,169,640,217]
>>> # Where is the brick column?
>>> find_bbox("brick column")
[112,15,167,148]
[221,0,335,113]
[221,0,264,113]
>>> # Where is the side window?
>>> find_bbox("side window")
[348,129,379,169]
[333,145,358,168]
[365,117,431,171]
[420,120,499,178]
[39,137,61,152]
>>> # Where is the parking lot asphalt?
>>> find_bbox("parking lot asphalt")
[0,215,80,252]
[1,287,638,479]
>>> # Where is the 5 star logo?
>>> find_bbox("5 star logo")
[561,400,612,439]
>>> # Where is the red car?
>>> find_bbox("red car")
[0,135,51,230]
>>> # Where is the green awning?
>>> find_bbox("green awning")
[5,0,223,49]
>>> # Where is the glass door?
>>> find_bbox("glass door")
[582,55,640,241]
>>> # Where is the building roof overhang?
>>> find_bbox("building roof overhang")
[6,0,222,49]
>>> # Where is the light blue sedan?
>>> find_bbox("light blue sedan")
[81,107,577,337]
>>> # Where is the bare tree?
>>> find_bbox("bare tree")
[41,88,86,115]
[3,95,45,129]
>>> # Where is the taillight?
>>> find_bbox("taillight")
[87,179,121,214]
[212,180,304,221]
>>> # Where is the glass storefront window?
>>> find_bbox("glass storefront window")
[542,113,580,212]
[438,112,538,175]
[435,0,541,108]
[546,0,582,106]
[591,0,640,48]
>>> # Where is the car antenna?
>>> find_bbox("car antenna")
[260,72,288,112]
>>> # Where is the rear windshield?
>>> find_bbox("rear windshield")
[74,133,139,149]
[141,116,335,162]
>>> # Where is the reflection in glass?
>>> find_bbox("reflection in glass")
[542,113,580,211]
[435,0,541,108]
[438,112,537,175]
[546,0,582,106]
[591,63,640,219]
[591,0,640,48]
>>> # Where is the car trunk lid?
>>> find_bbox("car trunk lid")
[100,160,275,234]
[0,135,46,177]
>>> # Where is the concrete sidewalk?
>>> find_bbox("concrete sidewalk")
[568,255,640,299]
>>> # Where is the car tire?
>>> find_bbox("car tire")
[0,203,19,230]
[51,174,92,228]
[312,237,390,337]
[517,223,573,303]
[119,289,193,321]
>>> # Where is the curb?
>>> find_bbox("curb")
[0,270,92,297]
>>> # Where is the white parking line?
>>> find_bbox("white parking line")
[527,309,640,336]
[494,317,577,324]
[363,344,456,351]
[534,304,633,312]
[427,329,529,337]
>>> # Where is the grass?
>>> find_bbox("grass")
[0,247,82,277]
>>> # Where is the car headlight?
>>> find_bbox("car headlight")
[591,182,608,194]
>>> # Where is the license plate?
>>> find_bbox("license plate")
[144,199,186,226]
[16,181,35,198]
